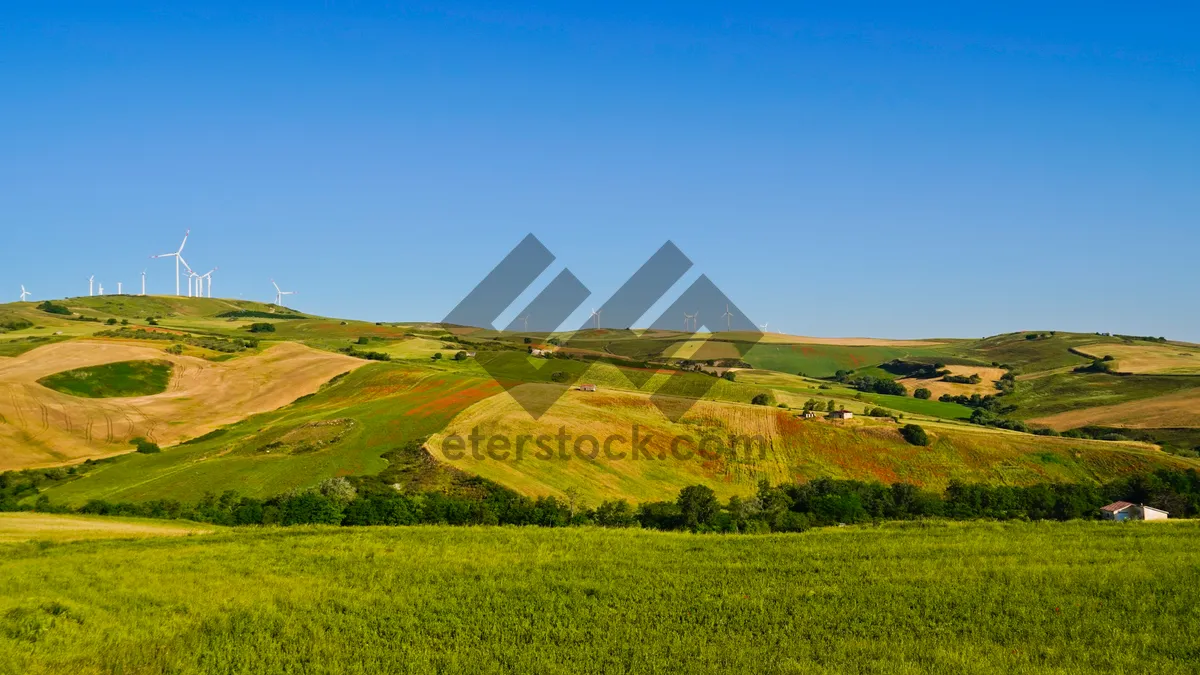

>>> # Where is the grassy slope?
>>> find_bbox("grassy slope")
[39,363,502,505]
[1,521,1198,673]
[0,512,216,543]
[427,386,1197,504]
[36,359,173,398]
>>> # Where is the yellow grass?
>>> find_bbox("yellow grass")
[427,385,1192,504]
[1076,343,1200,375]
[370,337,452,359]
[0,340,365,470]
[0,512,215,543]
[898,365,1008,398]
[754,333,946,346]
[1031,388,1200,430]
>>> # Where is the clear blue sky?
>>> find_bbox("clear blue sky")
[2,2,1197,339]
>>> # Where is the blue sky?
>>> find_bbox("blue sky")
[2,2,1198,339]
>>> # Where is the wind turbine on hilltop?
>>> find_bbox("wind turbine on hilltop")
[199,268,217,298]
[271,279,295,306]
[684,312,697,332]
[88,275,95,297]
[722,304,733,331]
[519,314,530,331]
[19,285,31,302]
[759,322,769,331]
[590,308,602,330]
[151,229,190,296]
[141,270,147,296]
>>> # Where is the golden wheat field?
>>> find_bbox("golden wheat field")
[1031,388,1200,430]
[898,365,1008,398]
[0,340,364,469]
[1075,342,1200,374]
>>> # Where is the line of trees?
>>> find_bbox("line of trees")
[5,466,1198,534]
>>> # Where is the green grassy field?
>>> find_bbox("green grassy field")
[0,520,1196,674]
[743,342,951,378]
[1008,372,1200,419]
[36,359,173,398]
[38,363,502,505]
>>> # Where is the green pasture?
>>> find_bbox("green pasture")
[37,360,173,398]
[1,521,1197,673]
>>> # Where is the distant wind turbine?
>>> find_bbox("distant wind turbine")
[722,304,733,331]
[519,314,530,331]
[199,268,217,298]
[19,285,31,302]
[88,275,95,297]
[271,279,296,306]
[117,282,123,295]
[151,229,190,296]
[141,270,147,296]
[590,308,602,330]
[759,322,769,331]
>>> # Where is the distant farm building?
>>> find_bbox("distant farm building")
[464,351,476,358]
[1100,501,1169,521]
[831,409,854,420]
[801,411,817,419]
[578,384,597,392]
[529,348,549,357]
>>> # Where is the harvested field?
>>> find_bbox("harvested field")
[898,365,1008,399]
[0,513,215,543]
[1031,388,1200,430]
[0,340,365,470]
[754,333,947,346]
[1075,343,1200,375]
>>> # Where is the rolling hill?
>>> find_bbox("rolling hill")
[2,296,1198,509]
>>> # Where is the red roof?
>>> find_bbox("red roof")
[1100,501,1135,513]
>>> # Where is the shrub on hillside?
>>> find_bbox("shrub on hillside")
[248,322,276,333]
[913,387,932,400]
[132,438,161,454]
[751,393,771,406]
[900,424,930,446]
[550,371,569,383]
[37,301,71,315]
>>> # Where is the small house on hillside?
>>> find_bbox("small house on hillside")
[1100,501,1169,521]
[801,410,817,419]
[578,384,597,392]
[530,348,548,357]
[831,409,854,420]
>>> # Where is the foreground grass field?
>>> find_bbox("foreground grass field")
[0,520,1197,674]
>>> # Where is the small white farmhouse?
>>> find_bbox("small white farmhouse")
[1099,501,1169,521]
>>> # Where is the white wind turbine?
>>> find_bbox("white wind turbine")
[98,283,104,295]
[88,275,95,297]
[117,282,123,295]
[519,314,530,331]
[271,279,295,306]
[19,285,31,302]
[759,322,769,331]
[141,270,147,296]
[151,229,190,296]
[721,304,733,331]
[199,268,217,298]
[589,308,602,330]
[683,312,693,331]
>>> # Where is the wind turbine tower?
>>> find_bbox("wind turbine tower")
[590,308,602,330]
[199,268,217,298]
[88,275,95,297]
[722,304,733,331]
[117,282,123,295]
[141,270,147,296]
[19,285,31,302]
[271,280,296,306]
[150,229,190,296]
